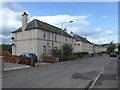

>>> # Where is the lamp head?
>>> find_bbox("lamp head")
[69,21,73,23]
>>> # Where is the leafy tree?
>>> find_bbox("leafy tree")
[107,41,116,52]
[51,43,73,61]
[51,47,62,57]
[62,43,73,56]
[1,44,12,53]
[61,43,73,61]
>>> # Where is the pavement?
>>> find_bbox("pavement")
[3,62,31,71]
[2,55,118,88]
[90,56,118,89]
[3,61,51,72]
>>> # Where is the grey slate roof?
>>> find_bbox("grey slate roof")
[74,34,92,44]
[12,19,73,38]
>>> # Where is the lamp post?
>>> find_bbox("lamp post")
[61,21,73,61]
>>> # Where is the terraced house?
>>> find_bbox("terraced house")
[73,34,94,54]
[12,12,106,57]
[11,12,75,57]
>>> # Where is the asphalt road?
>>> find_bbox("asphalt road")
[2,55,118,88]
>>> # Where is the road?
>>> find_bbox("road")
[2,55,118,88]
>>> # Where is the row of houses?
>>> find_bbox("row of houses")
[11,12,107,57]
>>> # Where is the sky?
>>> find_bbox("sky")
[1,2,118,44]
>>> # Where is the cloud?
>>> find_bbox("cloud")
[102,16,108,19]
[93,38,118,44]
[106,30,115,35]
[1,2,22,44]
[96,27,101,32]
[67,27,103,39]
[30,14,91,26]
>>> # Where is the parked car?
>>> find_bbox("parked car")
[109,52,117,57]
[20,53,38,63]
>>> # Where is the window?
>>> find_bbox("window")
[78,43,80,45]
[43,45,47,54]
[47,32,51,40]
[43,32,46,39]
[54,34,57,40]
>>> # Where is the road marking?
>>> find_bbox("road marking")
[88,60,114,89]
[4,66,31,71]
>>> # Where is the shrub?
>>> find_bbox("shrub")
[72,52,89,59]
[101,51,108,53]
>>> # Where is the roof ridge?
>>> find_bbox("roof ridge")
[12,19,73,38]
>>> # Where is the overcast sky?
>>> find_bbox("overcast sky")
[1,2,118,44]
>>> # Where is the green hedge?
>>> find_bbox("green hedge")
[101,51,108,53]
[72,52,89,57]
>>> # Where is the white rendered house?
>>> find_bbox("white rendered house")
[12,12,75,57]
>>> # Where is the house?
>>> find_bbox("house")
[94,44,107,53]
[11,12,75,57]
[73,33,94,54]
[11,12,107,58]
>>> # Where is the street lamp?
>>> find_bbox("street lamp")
[61,21,73,61]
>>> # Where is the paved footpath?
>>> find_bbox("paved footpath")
[3,62,31,71]
[91,57,118,89]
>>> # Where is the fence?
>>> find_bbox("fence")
[2,50,35,66]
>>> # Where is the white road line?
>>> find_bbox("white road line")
[4,66,31,71]
[89,60,114,89]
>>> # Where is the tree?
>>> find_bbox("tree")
[0,44,12,53]
[62,43,73,56]
[51,43,73,61]
[107,41,116,52]
[51,47,62,57]
[60,43,73,61]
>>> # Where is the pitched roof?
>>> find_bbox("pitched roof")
[12,19,73,38]
[74,34,92,44]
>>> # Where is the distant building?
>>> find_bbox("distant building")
[73,34,93,53]
[94,44,107,53]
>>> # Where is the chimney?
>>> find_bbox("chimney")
[70,31,74,37]
[63,28,67,32]
[22,12,28,31]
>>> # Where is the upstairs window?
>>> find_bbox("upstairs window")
[54,34,57,41]
[47,32,51,40]
[43,32,46,39]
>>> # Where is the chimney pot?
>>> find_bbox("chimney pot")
[22,11,28,31]
[70,31,74,37]
[64,28,67,32]
[22,12,28,16]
